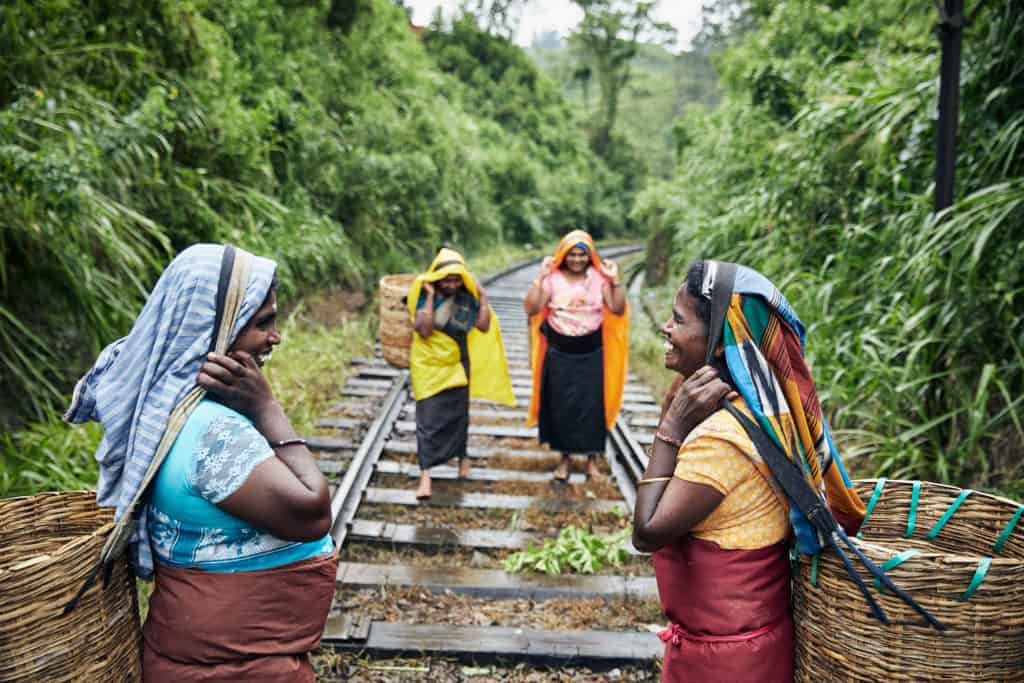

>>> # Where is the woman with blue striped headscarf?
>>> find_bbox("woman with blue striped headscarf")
[66,244,336,681]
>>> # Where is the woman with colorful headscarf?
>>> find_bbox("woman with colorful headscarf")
[407,248,515,499]
[65,244,336,681]
[525,230,629,481]
[631,260,865,682]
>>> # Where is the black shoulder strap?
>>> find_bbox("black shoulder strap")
[705,262,943,630]
[722,403,835,533]
[704,261,736,366]
[210,245,236,353]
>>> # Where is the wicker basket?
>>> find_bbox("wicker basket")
[0,491,143,682]
[379,273,416,368]
[794,479,1024,682]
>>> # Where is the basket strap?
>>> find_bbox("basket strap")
[926,489,975,540]
[903,480,921,538]
[959,557,992,601]
[873,549,920,592]
[856,477,886,539]
[992,505,1024,555]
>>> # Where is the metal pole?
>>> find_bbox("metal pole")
[934,0,964,213]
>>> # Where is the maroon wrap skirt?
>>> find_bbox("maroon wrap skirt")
[143,552,338,682]
[653,537,793,682]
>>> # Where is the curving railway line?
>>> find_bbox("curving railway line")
[310,246,666,679]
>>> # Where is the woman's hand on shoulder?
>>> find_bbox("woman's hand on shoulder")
[659,366,738,443]
[422,281,435,296]
[540,256,553,275]
[198,351,276,421]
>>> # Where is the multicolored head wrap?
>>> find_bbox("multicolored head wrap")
[698,261,865,554]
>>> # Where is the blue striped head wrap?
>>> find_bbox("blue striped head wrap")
[64,244,277,578]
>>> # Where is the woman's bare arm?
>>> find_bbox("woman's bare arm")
[474,279,491,332]
[523,257,553,316]
[631,366,737,552]
[198,352,331,541]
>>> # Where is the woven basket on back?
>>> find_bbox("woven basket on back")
[794,478,1024,682]
[0,491,142,682]
[379,273,416,369]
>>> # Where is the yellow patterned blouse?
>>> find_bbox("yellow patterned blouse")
[673,400,791,550]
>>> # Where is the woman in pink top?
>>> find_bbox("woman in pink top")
[524,231,627,480]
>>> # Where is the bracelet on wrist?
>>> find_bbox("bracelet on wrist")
[270,437,307,449]
[638,476,673,485]
[654,430,682,449]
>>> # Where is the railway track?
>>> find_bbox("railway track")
[311,246,664,680]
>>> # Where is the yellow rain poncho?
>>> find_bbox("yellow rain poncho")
[406,249,515,406]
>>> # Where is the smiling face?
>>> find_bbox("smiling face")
[662,286,708,377]
[230,289,280,367]
[437,273,464,297]
[563,245,590,274]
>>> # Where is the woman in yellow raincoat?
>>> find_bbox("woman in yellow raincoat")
[524,231,629,480]
[407,248,515,499]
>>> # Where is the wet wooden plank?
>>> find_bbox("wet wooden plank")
[317,417,366,430]
[348,520,642,555]
[341,386,387,398]
[322,621,662,667]
[373,459,586,484]
[355,366,404,378]
[621,402,660,414]
[348,520,540,550]
[393,420,536,439]
[384,440,553,460]
[306,436,356,452]
[362,487,624,513]
[317,459,350,475]
[336,562,657,601]
[346,378,394,390]
[327,402,378,417]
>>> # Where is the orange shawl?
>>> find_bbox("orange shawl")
[527,230,629,431]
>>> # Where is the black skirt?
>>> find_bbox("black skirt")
[537,325,606,454]
[415,334,470,470]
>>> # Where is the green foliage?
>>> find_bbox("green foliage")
[0,0,620,423]
[0,287,375,497]
[637,0,1024,495]
[0,414,102,498]
[503,526,630,575]
[531,37,720,180]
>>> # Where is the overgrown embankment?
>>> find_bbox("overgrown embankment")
[634,0,1023,494]
[0,0,623,425]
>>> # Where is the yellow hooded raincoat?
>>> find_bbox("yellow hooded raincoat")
[406,249,515,406]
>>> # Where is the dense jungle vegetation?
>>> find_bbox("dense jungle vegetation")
[0,0,631,426]
[635,0,1023,495]
[2,0,1022,499]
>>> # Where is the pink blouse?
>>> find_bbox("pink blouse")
[543,268,607,336]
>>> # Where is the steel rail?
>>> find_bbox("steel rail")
[329,373,409,546]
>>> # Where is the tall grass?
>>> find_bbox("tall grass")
[0,289,376,498]
[635,0,1024,495]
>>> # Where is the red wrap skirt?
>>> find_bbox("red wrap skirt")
[653,537,793,682]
